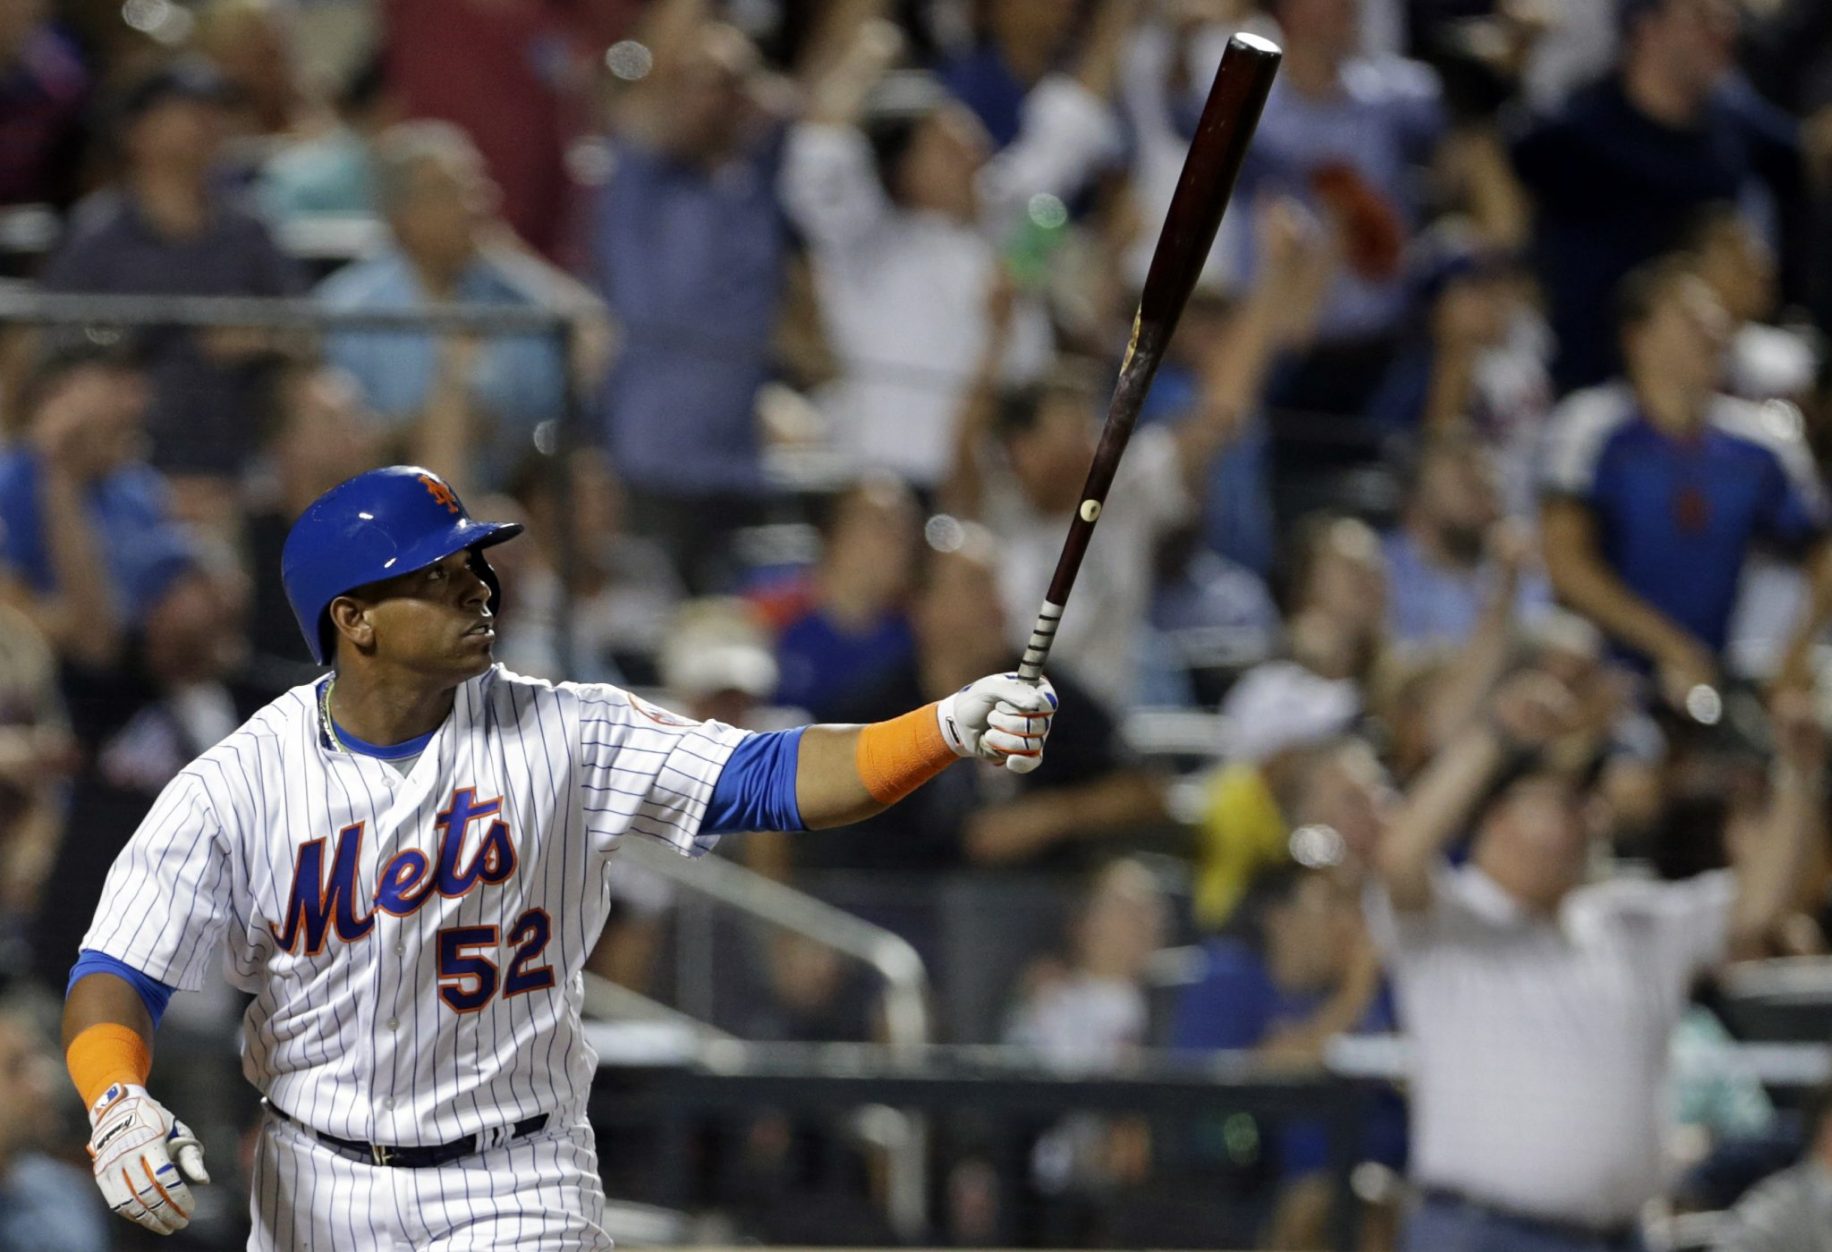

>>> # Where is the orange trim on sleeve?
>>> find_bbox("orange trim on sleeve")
[855,703,957,806]
[67,1022,152,1110]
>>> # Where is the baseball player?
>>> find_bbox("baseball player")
[61,465,1057,1249]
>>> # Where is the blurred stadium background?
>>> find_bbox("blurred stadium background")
[4,0,1832,1249]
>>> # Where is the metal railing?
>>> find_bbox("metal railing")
[0,284,573,333]
[617,838,933,1238]
[620,837,932,1051]
[583,969,737,1040]
[593,1039,1374,1252]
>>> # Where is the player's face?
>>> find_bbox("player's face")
[340,549,497,680]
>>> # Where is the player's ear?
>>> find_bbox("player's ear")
[326,594,377,656]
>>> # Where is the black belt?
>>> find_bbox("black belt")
[265,1101,549,1169]
[1418,1187,1641,1250]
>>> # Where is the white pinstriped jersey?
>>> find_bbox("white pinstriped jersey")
[82,665,745,1145]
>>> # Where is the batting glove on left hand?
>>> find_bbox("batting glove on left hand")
[87,1083,209,1236]
[937,673,1058,774]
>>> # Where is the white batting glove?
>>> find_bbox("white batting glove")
[937,673,1058,774]
[87,1083,209,1235]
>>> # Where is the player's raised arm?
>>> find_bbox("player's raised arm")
[790,674,1059,828]
[654,670,1061,849]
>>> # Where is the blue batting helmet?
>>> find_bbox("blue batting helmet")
[282,466,524,665]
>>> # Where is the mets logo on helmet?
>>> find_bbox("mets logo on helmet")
[419,473,462,515]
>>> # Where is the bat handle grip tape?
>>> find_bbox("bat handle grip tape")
[1016,600,1065,685]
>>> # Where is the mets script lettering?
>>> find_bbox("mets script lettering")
[269,788,519,955]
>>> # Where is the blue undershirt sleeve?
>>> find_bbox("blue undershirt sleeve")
[700,728,807,835]
[68,949,176,1030]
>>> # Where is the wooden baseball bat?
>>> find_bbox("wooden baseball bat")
[1016,32,1282,684]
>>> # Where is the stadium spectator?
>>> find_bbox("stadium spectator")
[257,52,399,223]
[318,121,602,493]
[1511,0,1815,392]
[241,362,383,691]
[1381,432,1547,647]
[194,0,314,147]
[0,1001,107,1252]
[0,344,194,669]
[1202,506,1476,922]
[0,0,91,208]
[1233,0,1449,413]
[1134,296,1283,579]
[1368,667,1824,1252]
[1144,533,1283,705]
[591,1,794,592]
[1173,852,1404,1249]
[1219,515,1386,767]
[1004,858,1166,1203]
[1539,256,1832,702]
[28,540,260,990]
[1683,202,1820,406]
[800,525,1163,873]
[0,607,70,927]
[952,200,1325,707]
[1364,220,1554,512]
[781,1,1135,489]
[1007,857,1167,1065]
[766,475,920,722]
[1666,1004,1781,1211]
[382,0,603,257]
[1115,2,1280,297]
[1709,1081,1832,1252]
[37,59,304,487]
[1187,740,1363,934]
[1120,193,1339,583]
[1286,735,1397,869]
[936,0,1083,150]
[495,447,685,688]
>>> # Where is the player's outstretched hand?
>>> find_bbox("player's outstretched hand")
[87,1083,209,1235]
[938,674,1059,774]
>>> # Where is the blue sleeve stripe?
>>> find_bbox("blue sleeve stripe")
[68,949,176,1030]
[699,728,807,835]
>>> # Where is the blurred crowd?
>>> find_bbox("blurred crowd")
[4,0,1832,1248]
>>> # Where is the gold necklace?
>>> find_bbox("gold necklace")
[318,675,346,753]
